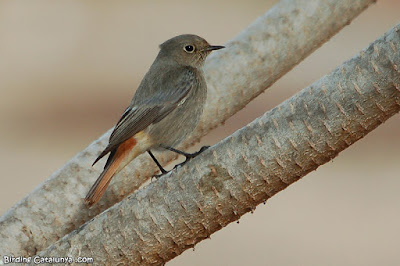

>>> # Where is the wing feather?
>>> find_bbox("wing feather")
[93,67,197,164]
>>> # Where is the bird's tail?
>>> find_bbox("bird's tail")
[85,137,140,207]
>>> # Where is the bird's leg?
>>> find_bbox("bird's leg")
[164,145,210,169]
[148,151,168,179]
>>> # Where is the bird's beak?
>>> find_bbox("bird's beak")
[204,45,225,51]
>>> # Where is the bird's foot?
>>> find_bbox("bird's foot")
[172,145,210,170]
[152,168,169,180]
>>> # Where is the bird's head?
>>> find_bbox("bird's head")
[158,34,224,68]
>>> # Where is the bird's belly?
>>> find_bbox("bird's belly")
[146,88,206,148]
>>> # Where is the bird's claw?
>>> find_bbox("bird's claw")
[152,170,169,180]
[173,145,210,170]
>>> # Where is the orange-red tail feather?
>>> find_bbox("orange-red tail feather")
[85,138,137,207]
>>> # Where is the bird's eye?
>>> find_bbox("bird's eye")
[183,45,195,53]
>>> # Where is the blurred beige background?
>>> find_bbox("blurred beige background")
[1,1,399,265]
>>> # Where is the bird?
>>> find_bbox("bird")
[85,34,224,207]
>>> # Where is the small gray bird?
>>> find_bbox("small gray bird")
[85,34,224,206]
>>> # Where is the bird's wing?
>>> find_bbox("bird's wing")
[93,68,197,165]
